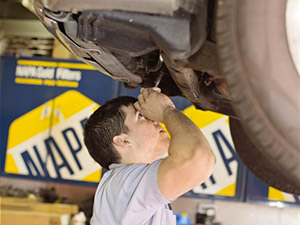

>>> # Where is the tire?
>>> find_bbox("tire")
[216,0,300,194]
[230,118,300,195]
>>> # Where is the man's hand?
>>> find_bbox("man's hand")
[133,88,175,123]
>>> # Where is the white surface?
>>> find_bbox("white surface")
[286,0,300,76]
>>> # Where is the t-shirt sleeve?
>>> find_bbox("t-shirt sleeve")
[130,159,169,208]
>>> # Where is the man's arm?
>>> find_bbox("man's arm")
[159,106,214,201]
[134,88,215,201]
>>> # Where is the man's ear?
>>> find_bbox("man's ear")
[112,134,131,147]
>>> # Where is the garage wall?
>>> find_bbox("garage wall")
[0,55,247,201]
[1,56,299,224]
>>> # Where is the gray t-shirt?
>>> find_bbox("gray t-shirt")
[91,159,176,225]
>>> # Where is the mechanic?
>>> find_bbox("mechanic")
[84,87,215,225]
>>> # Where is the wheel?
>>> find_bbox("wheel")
[230,118,300,195]
[216,0,300,194]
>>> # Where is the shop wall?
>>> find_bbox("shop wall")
[0,55,245,202]
[0,56,119,185]
[0,56,299,210]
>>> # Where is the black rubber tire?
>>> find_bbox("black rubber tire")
[230,118,300,195]
[216,0,300,194]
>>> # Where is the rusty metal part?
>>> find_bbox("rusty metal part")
[167,67,216,108]
[183,41,221,76]
[212,77,231,100]
[165,60,236,117]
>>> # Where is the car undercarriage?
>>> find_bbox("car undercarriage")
[33,0,300,195]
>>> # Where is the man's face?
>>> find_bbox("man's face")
[122,104,170,160]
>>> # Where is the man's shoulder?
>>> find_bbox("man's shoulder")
[103,159,163,185]
[109,159,163,172]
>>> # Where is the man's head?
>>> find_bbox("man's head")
[84,96,137,170]
[84,93,170,170]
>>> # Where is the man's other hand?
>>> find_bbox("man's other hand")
[134,88,175,123]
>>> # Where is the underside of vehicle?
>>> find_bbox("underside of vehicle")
[33,0,300,195]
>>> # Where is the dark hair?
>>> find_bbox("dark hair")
[84,96,137,170]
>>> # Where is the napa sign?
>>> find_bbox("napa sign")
[5,90,101,183]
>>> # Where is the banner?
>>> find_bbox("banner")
[5,90,101,182]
